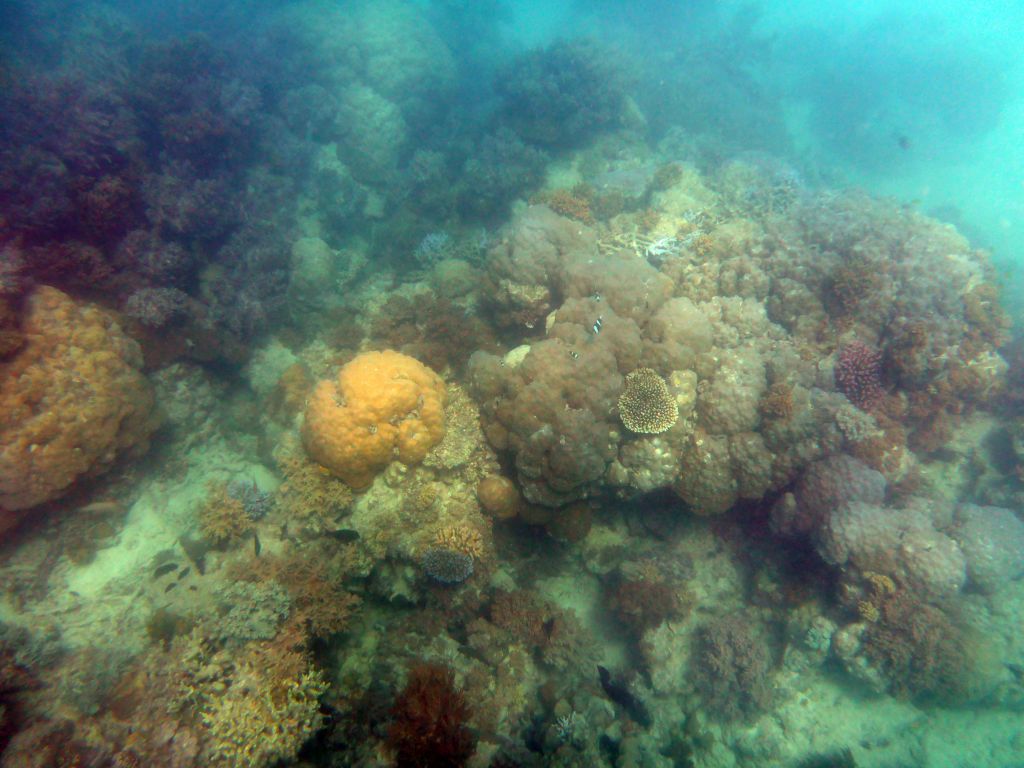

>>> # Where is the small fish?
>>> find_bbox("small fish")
[164,582,178,593]
[324,529,360,543]
[569,350,580,360]
[253,532,261,557]
[77,500,124,516]
[592,315,603,335]
[896,134,912,151]
[177,567,191,581]
[152,562,178,580]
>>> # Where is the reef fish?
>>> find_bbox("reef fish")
[592,316,603,335]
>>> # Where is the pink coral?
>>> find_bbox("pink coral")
[835,341,884,409]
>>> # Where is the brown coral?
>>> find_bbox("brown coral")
[0,286,159,513]
[198,482,253,544]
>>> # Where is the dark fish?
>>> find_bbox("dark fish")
[254,532,261,557]
[896,134,911,150]
[324,529,360,543]
[597,666,651,728]
[152,562,178,580]
[164,582,178,593]
[178,534,208,575]
[177,567,191,581]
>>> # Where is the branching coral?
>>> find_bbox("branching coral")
[301,350,447,489]
[201,644,328,768]
[198,482,254,544]
[0,287,159,514]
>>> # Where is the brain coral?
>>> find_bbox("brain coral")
[0,286,159,514]
[301,350,447,489]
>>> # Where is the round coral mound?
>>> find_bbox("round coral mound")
[0,287,159,514]
[477,475,520,520]
[301,350,447,489]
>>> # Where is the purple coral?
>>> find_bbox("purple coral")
[952,504,1024,594]
[421,548,474,585]
[122,287,187,328]
[835,340,884,409]
[770,454,886,538]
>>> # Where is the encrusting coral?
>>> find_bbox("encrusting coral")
[0,286,159,514]
[301,350,447,489]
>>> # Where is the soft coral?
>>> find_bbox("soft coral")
[387,663,476,768]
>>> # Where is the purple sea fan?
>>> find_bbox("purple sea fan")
[835,340,884,409]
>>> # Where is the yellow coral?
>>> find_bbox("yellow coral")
[434,524,484,559]
[301,350,447,489]
[0,287,159,513]
[202,657,327,768]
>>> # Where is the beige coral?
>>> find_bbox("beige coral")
[618,368,678,434]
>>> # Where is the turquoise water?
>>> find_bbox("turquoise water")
[0,2,1022,767]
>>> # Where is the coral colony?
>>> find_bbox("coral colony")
[0,3,1022,768]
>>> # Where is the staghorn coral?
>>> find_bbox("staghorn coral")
[618,368,679,434]
[0,286,159,514]
[301,350,447,489]
[201,643,328,768]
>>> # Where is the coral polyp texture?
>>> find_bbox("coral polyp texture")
[301,350,447,488]
[618,368,679,434]
[0,286,158,513]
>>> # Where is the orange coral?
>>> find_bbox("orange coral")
[0,287,159,513]
[301,350,447,489]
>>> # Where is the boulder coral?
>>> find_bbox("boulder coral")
[0,286,159,514]
[301,350,447,489]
